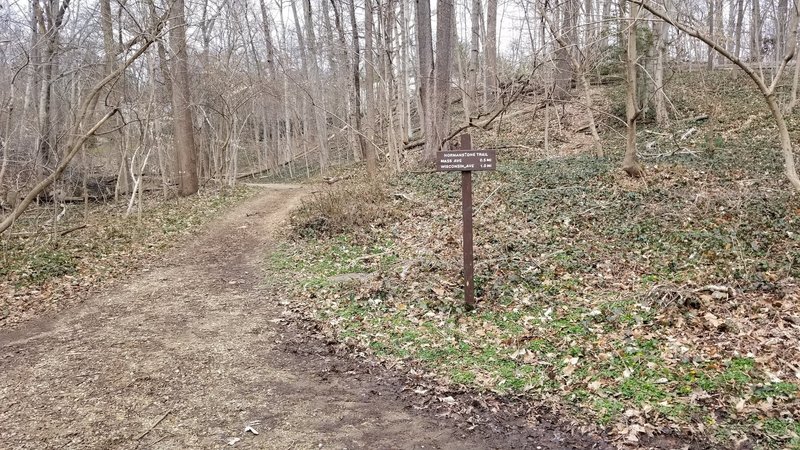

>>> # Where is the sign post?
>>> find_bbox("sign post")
[436,134,497,309]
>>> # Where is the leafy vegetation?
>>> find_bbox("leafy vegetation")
[268,72,800,448]
[1,187,254,327]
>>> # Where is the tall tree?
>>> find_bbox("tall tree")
[431,0,455,155]
[467,0,480,118]
[348,0,375,177]
[750,0,762,62]
[365,0,377,153]
[653,8,670,127]
[33,0,70,177]
[169,0,198,196]
[484,0,498,107]
[623,2,643,178]
[416,0,435,162]
[302,0,330,172]
[554,0,578,101]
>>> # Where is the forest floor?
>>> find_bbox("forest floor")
[272,71,800,450]
[0,184,608,449]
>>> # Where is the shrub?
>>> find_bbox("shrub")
[290,182,397,239]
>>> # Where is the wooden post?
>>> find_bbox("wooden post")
[436,133,495,309]
[460,134,475,309]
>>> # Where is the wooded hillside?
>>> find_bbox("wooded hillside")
[3,0,800,222]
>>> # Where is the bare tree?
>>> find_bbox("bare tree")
[416,0,435,162]
[632,0,800,191]
[170,0,199,196]
[302,0,331,172]
[467,0,480,119]
[484,0,498,107]
[623,2,644,178]
[431,0,455,154]
[1,32,160,234]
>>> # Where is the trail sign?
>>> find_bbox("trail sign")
[436,149,497,171]
[436,134,497,309]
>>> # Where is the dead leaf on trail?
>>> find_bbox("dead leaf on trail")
[439,396,457,405]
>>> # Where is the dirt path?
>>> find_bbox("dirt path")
[0,185,602,450]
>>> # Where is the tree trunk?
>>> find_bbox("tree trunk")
[707,0,714,70]
[302,0,330,173]
[554,0,578,101]
[654,10,670,127]
[751,0,762,62]
[398,0,412,142]
[623,2,643,178]
[484,0,498,107]
[34,0,70,175]
[169,0,198,196]
[348,0,373,177]
[416,0,435,162]
[734,0,744,59]
[365,0,377,154]
[432,0,455,154]
[468,0,480,119]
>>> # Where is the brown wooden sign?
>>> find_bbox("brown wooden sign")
[436,149,497,172]
[435,134,497,310]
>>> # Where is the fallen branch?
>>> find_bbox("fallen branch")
[0,31,159,235]
[60,224,87,236]
[324,174,352,185]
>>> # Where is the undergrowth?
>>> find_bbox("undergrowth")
[1,186,254,327]
[269,71,800,449]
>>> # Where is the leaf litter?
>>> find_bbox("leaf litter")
[272,72,800,449]
[1,187,254,329]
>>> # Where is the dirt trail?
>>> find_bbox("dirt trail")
[0,185,597,449]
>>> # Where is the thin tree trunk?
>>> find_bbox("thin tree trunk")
[365,0,377,161]
[734,0,744,59]
[348,0,373,176]
[751,0,762,63]
[302,0,330,172]
[789,6,800,112]
[654,10,670,127]
[398,0,411,142]
[416,0,435,162]
[0,81,12,187]
[468,0,480,119]
[484,0,498,107]
[554,0,577,101]
[623,2,643,178]
[707,0,714,70]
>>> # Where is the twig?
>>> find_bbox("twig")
[640,149,698,159]
[60,224,87,236]
[135,409,172,441]
[474,184,503,217]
